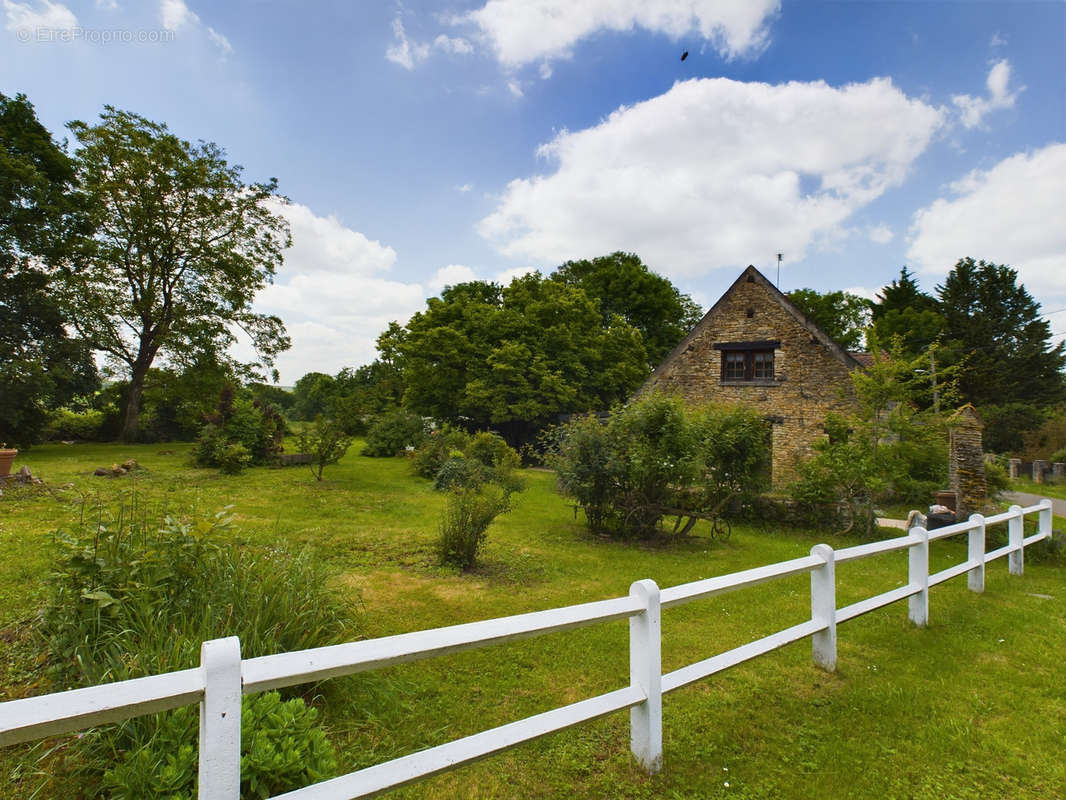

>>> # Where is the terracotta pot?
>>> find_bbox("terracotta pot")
[0,448,16,477]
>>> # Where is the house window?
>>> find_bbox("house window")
[753,350,774,379]
[714,340,780,382]
[724,351,746,380]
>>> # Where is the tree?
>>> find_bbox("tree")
[297,417,353,481]
[63,107,291,441]
[937,258,1066,409]
[397,274,648,446]
[869,267,944,357]
[291,372,336,421]
[792,342,953,529]
[551,252,703,365]
[0,92,98,446]
[786,288,872,351]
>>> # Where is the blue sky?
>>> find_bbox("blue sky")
[3,0,1064,383]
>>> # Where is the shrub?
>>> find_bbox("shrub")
[297,417,354,480]
[42,408,105,441]
[466,431,520,472]
[437,485,512,569]
[984,458,1010,499]
[42,503,353,684]
[195,386,285,470]
[39,497,354,795]
[433,456,485,491]
[216,441,252,474]
[362,410,426,457]
[100,692,338,800]
[1051,446,1066,465]
[412,425,471,478]
[544,393,769,539]
[1021,405,1066,460]
[466,431,522,493]
[414,428,523,493]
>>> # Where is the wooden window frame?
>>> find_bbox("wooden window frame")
[715,341,778,382]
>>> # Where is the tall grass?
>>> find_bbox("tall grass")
[36,492,356,796]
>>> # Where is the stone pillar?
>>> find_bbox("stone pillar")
[1053,462,1065,480]
[948,405,986,518]
[1033,460,1049,484]
[1008,458,1021,479]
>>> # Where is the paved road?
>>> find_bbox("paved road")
[1004,491,1066,517]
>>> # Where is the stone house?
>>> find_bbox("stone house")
[642,265,868,487]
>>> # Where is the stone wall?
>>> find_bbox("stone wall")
[645,271,859,487]
[948,405,986,517]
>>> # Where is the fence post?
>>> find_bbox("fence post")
[967,514,985,593]
[1008,504,1024,576]
[908,527,929,627]
[1038,498,1053,545]
[809,544,836,672]
[199,636,242,800]
[629,579,662,774]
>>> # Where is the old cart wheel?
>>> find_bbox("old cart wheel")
[711,516,731,541]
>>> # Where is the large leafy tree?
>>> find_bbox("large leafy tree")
[868,267,944,357]
[64,108,291,440]
[786,288,872,351]
[397,274,648,445]
[551,252,702,365]
[937,258,1066,409]
[0,92,97,446]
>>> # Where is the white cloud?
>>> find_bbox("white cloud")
[428,264,478,292]
[868,224,894,244]
[907,143,1066,297]
[494,266,537,284]
[990,31,1006,48]
[3,0,77,32]
[507,78,523,97]
[206,26,232,55]
[952,59,1019,129]
[456,183,474,193]
[538,62,552,80]
[249,199,426,383]
[387,16,478,68]
[433,33,473,54]
[386,16,430,69]
[479,76,944,276]
[843,285,880,302]
[265,198,397,276]
[463,0,780,66]
[160,0,196,30]
[157,0,231,53]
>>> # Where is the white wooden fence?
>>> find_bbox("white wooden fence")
[0,500,1055,799]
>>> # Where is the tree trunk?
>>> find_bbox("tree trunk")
[121,363,150,442]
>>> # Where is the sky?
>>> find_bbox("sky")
[3,0,1065,384]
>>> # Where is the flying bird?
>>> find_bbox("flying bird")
[680,50,689,61]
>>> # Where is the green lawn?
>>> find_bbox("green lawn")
[1010,476,1066,501]
[2,443,1065,799]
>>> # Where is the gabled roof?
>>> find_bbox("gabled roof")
[948,403,983,428]
[648,264,866,383]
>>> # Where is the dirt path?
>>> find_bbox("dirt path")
[1004,491,1066,517]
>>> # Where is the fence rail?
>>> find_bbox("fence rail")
[0,500,1055,799]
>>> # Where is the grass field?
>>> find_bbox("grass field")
[2,442,1065,799]
[1011,476,1066,501]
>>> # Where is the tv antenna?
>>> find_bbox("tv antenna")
[776,253,783,287]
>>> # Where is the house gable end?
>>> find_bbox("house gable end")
[646,265,862,387]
